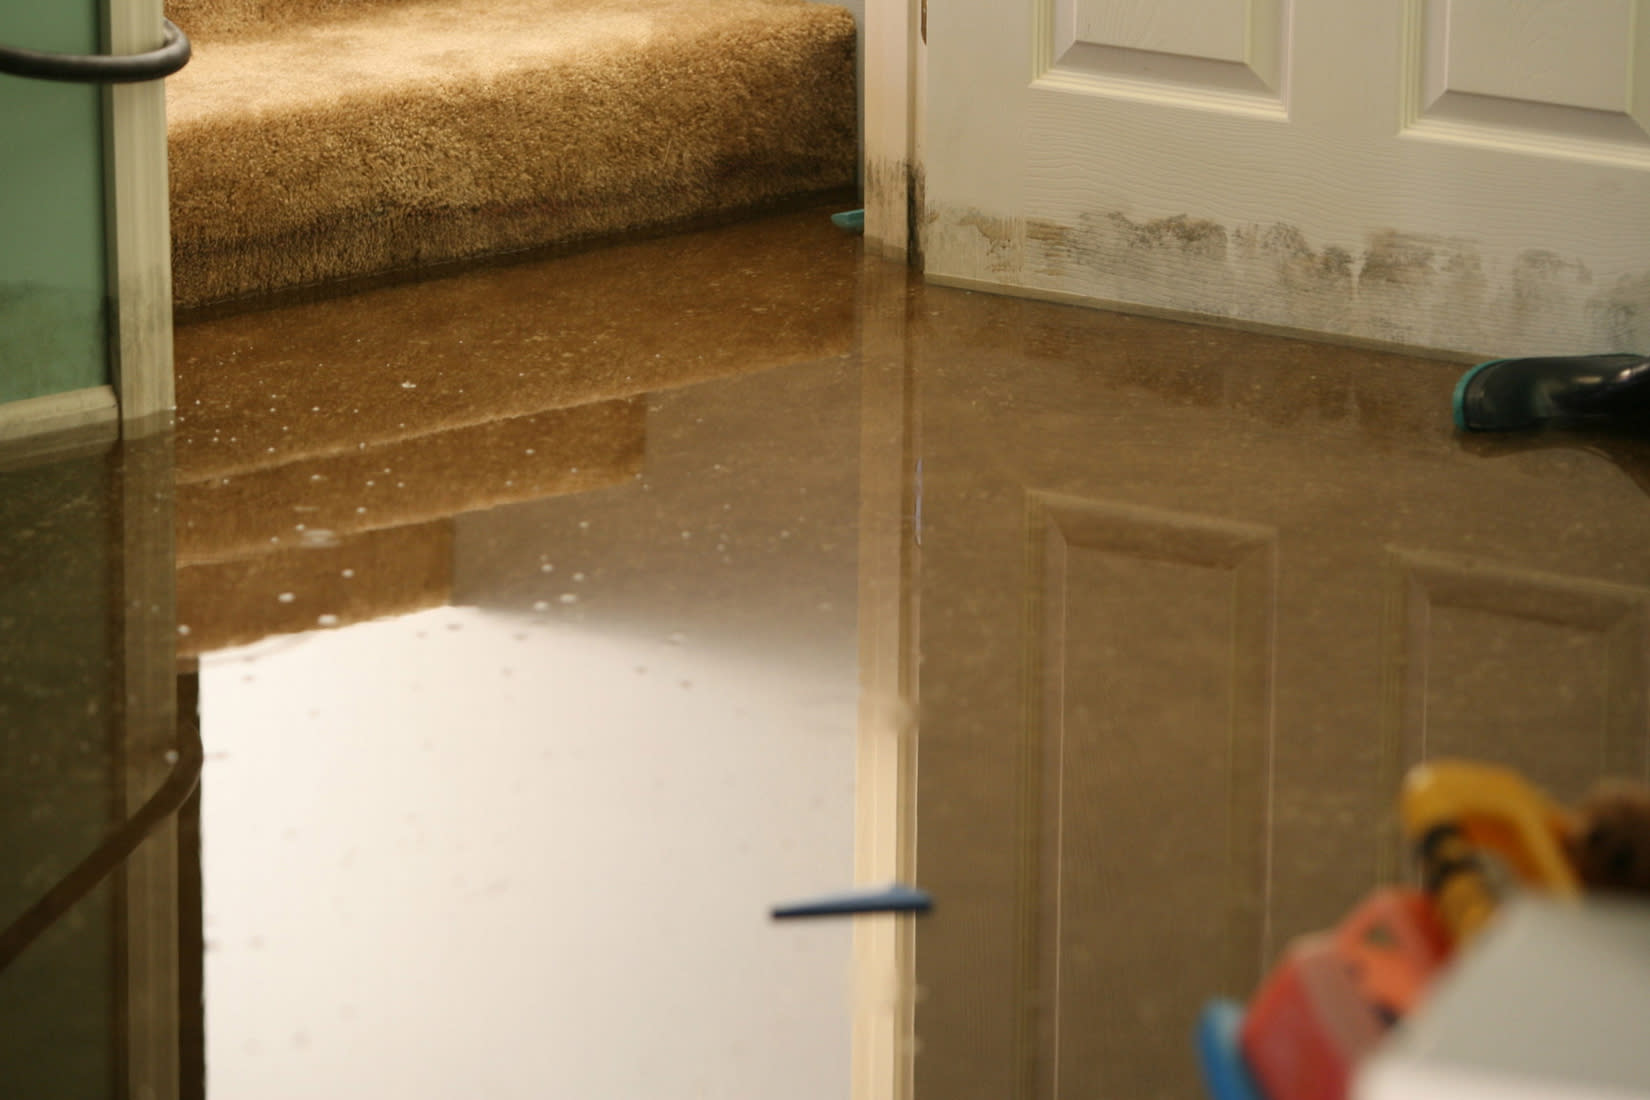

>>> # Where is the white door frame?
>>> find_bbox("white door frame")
[107,0,175,430]
[862,0,924,262]
[0,0,173,446]
[110,6,183,1094]
[855,13,925,1100]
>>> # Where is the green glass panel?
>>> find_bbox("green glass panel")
[0,4,110,404]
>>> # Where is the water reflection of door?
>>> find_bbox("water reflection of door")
[902,288,1650,1100]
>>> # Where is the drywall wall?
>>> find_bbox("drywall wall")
[0,6,109,404]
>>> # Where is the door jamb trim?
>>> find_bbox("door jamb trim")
[864,0,924,262]
[104,0,174,428]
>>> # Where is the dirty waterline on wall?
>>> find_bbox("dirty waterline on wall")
[922,205,1650,360]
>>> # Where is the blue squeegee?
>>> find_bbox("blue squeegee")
[771,883,931,919]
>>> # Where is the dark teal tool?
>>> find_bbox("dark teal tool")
[830,209,865,235]
[1454,353,1650,431]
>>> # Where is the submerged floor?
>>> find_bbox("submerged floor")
[4,203,1650,1098]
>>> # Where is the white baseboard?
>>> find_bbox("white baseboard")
[0,386,120,468]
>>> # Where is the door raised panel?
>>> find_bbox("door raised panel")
[1383,550,1650,804]
[1028,494,1275,1100]
[1072,0,1249,62]
[1436,0,1634,113]
[1409,0,1650,159]
[1043,0,1285,103]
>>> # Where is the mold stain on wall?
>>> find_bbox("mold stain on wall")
[1589,271,1650,351]
[863,156,927,264]
[925,206,1650,358]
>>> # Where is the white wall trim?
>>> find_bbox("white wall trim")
[0,385,119,447]
[924,271,1482,364]
[118,428,182,1100]
[852,260,919,1100]
[864,0,924,260]
[105,0,175,425]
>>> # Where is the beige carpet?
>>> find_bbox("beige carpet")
[177,398,644,564]
[171,206,859,654]
[177,520,454,656]
[172,207,859,483]
[174,401,643,651]
[166,0,857,307]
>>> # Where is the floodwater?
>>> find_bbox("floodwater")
[5,203,1648,1099]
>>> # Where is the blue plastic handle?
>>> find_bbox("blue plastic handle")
[1196,1000,1268,1100]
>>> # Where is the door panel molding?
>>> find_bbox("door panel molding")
[1401,0,1650,168]
[1421,0,1644,116]
[1024,492,1276,1100]
[1042,0,1287,103]
[1379,546,1650,878]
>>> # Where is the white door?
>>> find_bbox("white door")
[896,288,1650,1100]
[919,0,1650,356]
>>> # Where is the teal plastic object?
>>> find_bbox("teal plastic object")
[1453,358,1504,431]
[1197,1000,1269,1100]
[830,208,865,234]
[1453,353,1650,431]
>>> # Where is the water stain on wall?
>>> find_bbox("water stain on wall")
[863,156,926,264]
[1116,213,1228,259]
[957,212,1020,274]
[1589,271,1650,352]
[1362,232,1448,288]
[933,205,1650,357]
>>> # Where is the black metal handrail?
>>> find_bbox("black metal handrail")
[0,18,190,84]
[0,720,203,974]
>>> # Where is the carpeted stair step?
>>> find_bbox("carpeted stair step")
[178,519,453,656]
[165,0,857,307]
[171,204,858,655]
[177,397,644,565]
[173,208,858,483]
[174,397,644,653]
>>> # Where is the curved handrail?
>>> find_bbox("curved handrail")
[0,720,204,974]
[0,19,190,84]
